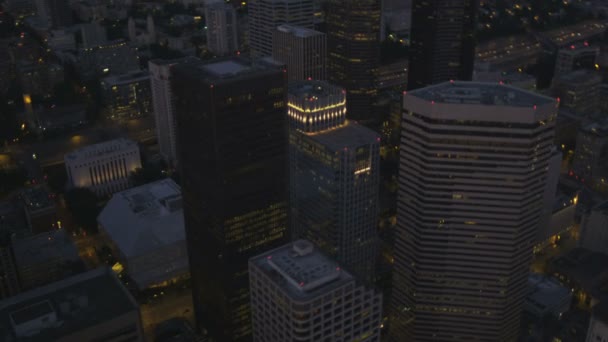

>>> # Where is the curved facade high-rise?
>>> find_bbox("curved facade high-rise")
[390,82,557,341]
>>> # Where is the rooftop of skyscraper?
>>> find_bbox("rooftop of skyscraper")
[276,24,324,38]
[64,138,137,161]
[174,57,283,83]
[408,81,555,107]
[307,121,379,151]
[0,268,138,342]
[250,240,354,300]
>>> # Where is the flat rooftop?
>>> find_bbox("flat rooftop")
[12,230,80,268]
[289,80,344,101]
[98,179,185,259]
[276,24,324,38]
[101,70,149,85]
[173,57,282,84]
[408,81,555,107]
[307,121,379,151]
[65,138,137,161]
[20,186,54,211]
[0,267,138,342]
[250,240,354,300]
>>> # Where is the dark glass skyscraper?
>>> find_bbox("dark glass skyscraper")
[407,0,477,90]
[326,0,381,123]
[172,58,289,342]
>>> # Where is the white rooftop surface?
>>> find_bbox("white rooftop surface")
[251,240,354,299]
[65,138,137,161]
[202,60,250,77]
[97,179,185,259]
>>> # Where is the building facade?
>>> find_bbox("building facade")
[172,57,289,341]
[64,138,142,197]
[407,0,477,90]
[272,24,326,81]
[579,201,608,256]
[204,0,238,56]
[35,0,72,28]
[249,240,382,342]
[149,57,199,168]
[288,80,379,279]
[326,0,381,122]
[248,0,314,57]
[100,70,152,121]
[554,43,600,78]
[551,69,602,115]
[572,119,608,192]
[390,82,557,341]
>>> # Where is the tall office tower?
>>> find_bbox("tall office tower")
[172,57,289,342]
[249,0,314,57]
[288,80,380,279]
[407,0,477,90]
[149,57,198,168]
[272,24,326,81]
[390,82,557,341]
[249,240,383,342]
[204,0,238,56]
[35,0,73,28]
[326,0,381,122]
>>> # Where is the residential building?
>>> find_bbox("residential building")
[20,186,58,234]
[100,70,152,120]
[551,69,602,115]
[0,267,144,342]
[172,57,289,341]
[572,119,608,192]
[390,82,557,340]
[326,0,381,122]
[97,179,189,290]
[272,24,326,81]
[64,138,142,197]
[586,302,608,342]
[249,240,382,342]
[12,230,81,291]
[407,0,476,90]
[204,0,238,56]
[249,0,314,57]
[580,201,608,256]
[149,57,199,168]
[288,80,379,279]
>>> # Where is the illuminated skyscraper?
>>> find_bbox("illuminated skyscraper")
[326,0,381,122]
[288,80,380,280]
[249,0,314,57]
[407,0,476,90]
[172,57,289,342]
[390,82,557,340]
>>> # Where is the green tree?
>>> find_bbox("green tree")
[65,188,100,233]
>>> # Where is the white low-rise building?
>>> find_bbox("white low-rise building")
[65,138,141,196]
[97,179,188,290]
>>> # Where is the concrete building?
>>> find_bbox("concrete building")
[204,0,238,56]
[580,201,608,255]
[100,70,152,120]
[0,267,144,342]
[64,138,142,197]
[272,24,326,81]
[35,0,72,28]
[77,40,140,80]
[554,43,600,77]
[249,240,382,342]
[288,80,379,279]
[80,22,107,48]
[249,0,314,57]
[552,69,602,115]
[390,82,557,341]
[524,274,572,319]
[572,119,608,193]
[0,231,20,300]
[20,186,58,234]
[149,57,199,168]
[12,230,81,291]
[97,179,188,290]
[587,302,608,342]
